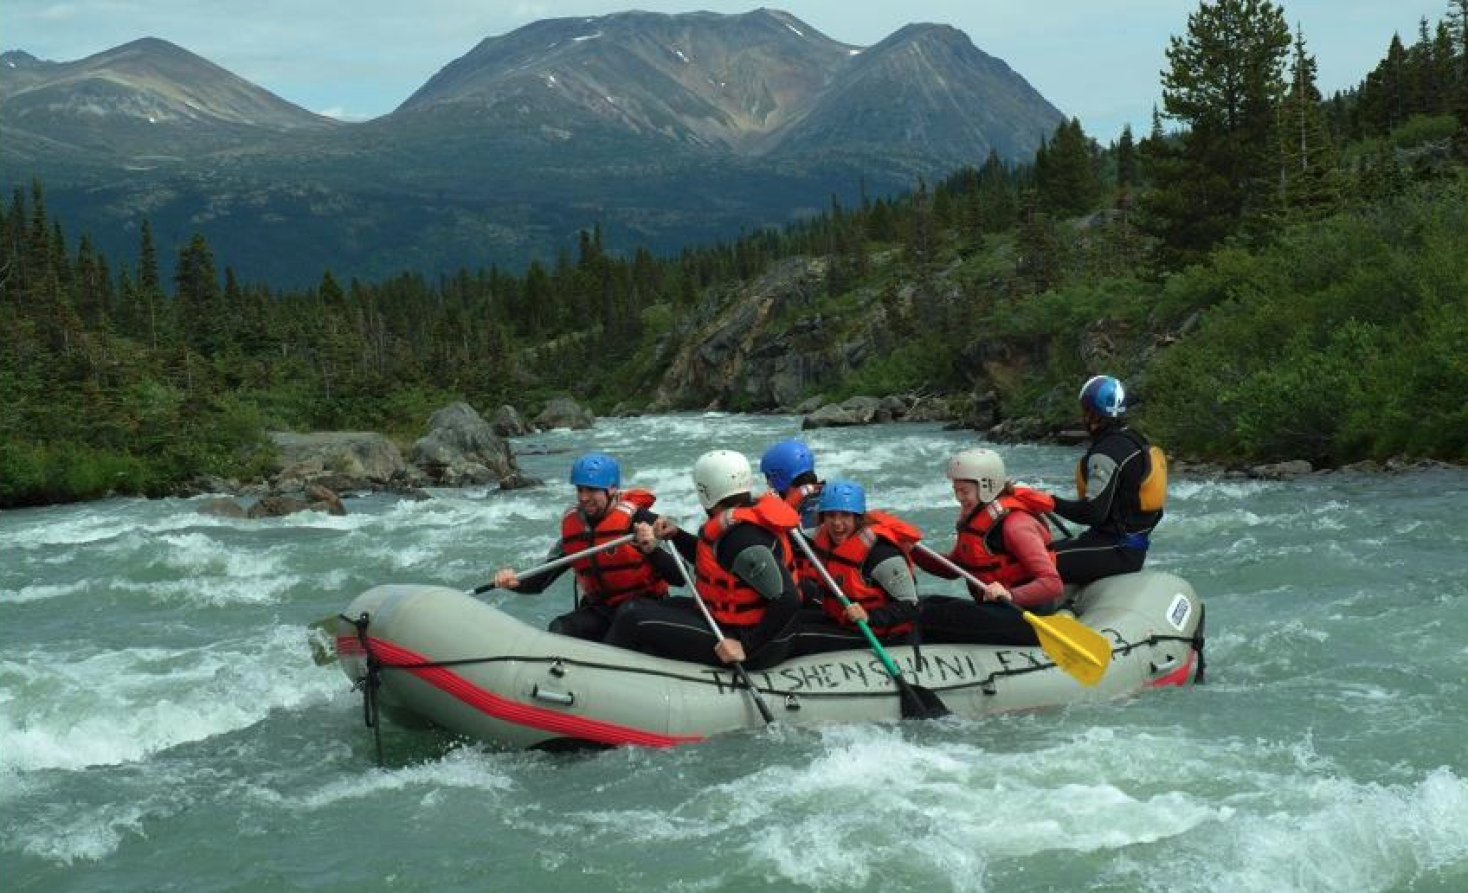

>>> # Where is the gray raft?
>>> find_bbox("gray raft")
[332,571,1204,749]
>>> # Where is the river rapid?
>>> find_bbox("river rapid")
[4,414,1466,892]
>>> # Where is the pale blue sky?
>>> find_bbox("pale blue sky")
[4,1,1445,141]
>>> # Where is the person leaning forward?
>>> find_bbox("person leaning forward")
[604,449,802,670]
[915,448,1063,647]
[492,452,676,642]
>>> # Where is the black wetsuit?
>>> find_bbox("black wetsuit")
[603,525,800,670]
[1051,421,1162,586]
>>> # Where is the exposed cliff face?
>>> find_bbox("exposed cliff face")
[650,257,836,410]
[648,256,931,411]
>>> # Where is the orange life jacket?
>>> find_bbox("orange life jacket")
[951,487,1057,593]
[559,490,667,608]
[809,510,916,636]
[695,493,799,627]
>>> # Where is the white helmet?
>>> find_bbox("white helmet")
[692,449,754,510]
[945,448,1007,503]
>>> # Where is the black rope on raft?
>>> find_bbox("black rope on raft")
[346,612,384,766]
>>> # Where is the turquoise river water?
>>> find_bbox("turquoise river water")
[4,415,1466,891]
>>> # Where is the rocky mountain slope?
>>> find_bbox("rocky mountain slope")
[2,10,1063,286]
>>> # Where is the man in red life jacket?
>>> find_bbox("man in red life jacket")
[604,449,802,669]
[915,448,1064,646]
[758,439,823,600]
[759,439,823,528]
[492,452,676,642]
[787,480,923,656]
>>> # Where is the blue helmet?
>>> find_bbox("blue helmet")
[569,452,621,490]
[1079,375,1127,418]
[817,479,866,515]
[759,440,816,493]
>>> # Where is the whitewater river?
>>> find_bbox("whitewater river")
[4,415,1466,892]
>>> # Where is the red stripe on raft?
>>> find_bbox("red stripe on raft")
[361,636,704,748]
[1148,650,1197,688]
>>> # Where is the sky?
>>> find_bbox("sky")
[4,1,1447,141]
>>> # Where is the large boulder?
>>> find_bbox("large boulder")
[269,432,408,489]
[410,402,518,486]
[534,397,595,430]
[490,404,533,437]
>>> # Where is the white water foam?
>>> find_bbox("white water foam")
[283,744,517,811]
[1120,767,1468,892]
[0,624,342,774]
[0,578,93,605]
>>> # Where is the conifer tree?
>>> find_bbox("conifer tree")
[1140,0,1291,266]
[976,150,1017,233]
[1116,124,1139,189]
[1274,26,1341,221]
[1037,118,1102,216]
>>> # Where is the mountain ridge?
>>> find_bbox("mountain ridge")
[1,10,1065,285]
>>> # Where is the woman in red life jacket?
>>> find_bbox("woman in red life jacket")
[787,479,923,657]
[604,449,803,670]
[915,448,1064,646]
[492,452,676,642]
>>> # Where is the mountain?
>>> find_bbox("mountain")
[764,24,1060,174]
[1,11,1064,286]
[0,38,337,168]
[398,9,855,151]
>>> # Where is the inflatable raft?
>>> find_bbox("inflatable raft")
[329,571,1204,749]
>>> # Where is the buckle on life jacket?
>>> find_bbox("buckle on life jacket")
[1120,531,1151,550]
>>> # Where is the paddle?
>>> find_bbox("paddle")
[791,533,950,719]
[914,543,1111,687]
[663,542,776,725]
[468,534,636,595]
[308,534,641,664]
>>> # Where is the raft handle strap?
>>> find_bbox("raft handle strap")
[346,611,385,767]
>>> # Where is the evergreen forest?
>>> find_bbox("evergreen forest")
[4,0,1468,507]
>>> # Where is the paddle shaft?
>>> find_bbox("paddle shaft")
[914,542,1019,606]
[916,542,1111,686]
[791,533,906,680]
[470,534,636,595]
[664,541,776,725]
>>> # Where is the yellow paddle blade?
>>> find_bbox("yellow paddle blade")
[1022,610,1112,687]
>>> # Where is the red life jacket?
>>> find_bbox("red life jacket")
[695,493,799,627]
[559,490,667,608]
[951,487,1057,593]
[809,510,916,636]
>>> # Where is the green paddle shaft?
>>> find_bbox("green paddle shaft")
[791,533,905,679]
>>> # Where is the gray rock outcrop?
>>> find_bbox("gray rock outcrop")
[269,432,409,490]
[534,397,595,430]
[490,405,533,437]
[410,402,518,486]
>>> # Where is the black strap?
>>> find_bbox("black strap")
[345,612,385,766]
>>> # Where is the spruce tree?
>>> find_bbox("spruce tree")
[1140,0,1291,266]
[1274,26,1341,221]
[1116,124,1138,189]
